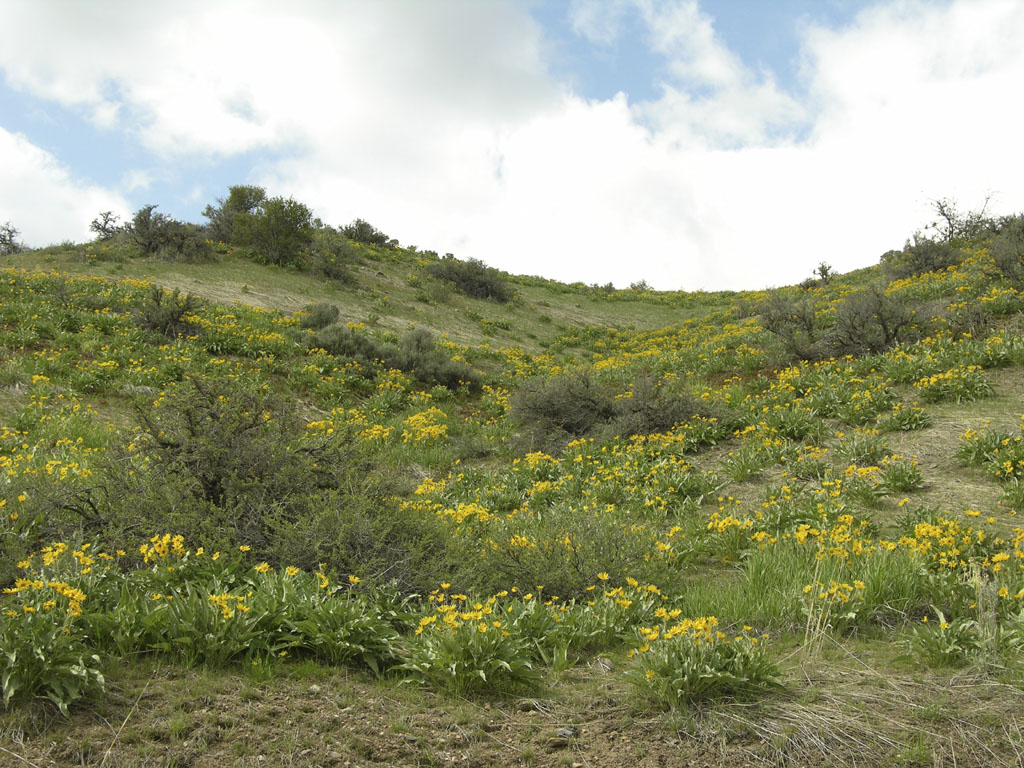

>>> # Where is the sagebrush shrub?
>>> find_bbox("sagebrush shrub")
[882,236,963,279]
[341,218,393,246]
[758,291,828,361]
[202,185,267,243]
[512,371,618,440]
[311,324,480,391]
[425,256,513,303]
[135,286,203,337]
[301,302,341,330]
[830,284,915,355]
[992,215,1024,284]
[129,205,213,262]
[234,196,315,266]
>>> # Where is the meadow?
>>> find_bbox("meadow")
[3,216,1024,767]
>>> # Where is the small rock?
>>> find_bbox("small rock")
[594,657,614,672]
[556,726,579,739]
[309,684,322,694]
[516,699,536,712]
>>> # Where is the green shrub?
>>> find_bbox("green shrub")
[134,286,203,337]
[393,328,481,392]
[301,302,341,330]
[89,211,122,241]
[512,371,618,441]
[235,196,315,266]
[425,256,513,303]
[829,285,916,355]
[312,323,392,368]
[992,215,1024,284]
[0,222,23,255]
[882,236,964,279]
[302,230,359,283]
[629,619,783,709]
[758,291,828,360]
[311,324,480,392]
[202,185,267,243]
[512,372,708,446]
[129,205,214,262]
[99,376,408,573]
[612,374,706,438]
[341,218,393,247]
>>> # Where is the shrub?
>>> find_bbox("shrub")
[0,222,23,255]
[425,256,513,303]
[129,204,170,255]
[393,327,481,392]
[311,324,480,391]
[234,196,315,266]
[99,376,418,574]
[924,197,995,245]
[157,220,215,263]
[302,230,360,283]
[512,372,706,446]
[128,205,213,261]
[829,284,915,355]
[612,374,706,438]
[202,185,267,243]
[882,236,964,279]
[992,215,1024,284]
[301,302,341,330]
[341,218,393,247]
[512,371,618,440]
[758,292,827,360]
[135,286,203,337]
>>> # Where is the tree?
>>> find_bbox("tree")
[129,205,212,261]
[0,222,23,255]
[341,218,392,246]
[202,185,267,242]
[129,204,171,254]
[926,196,993,244]
[89,211,122,240]
[814,262,836,283]
[235,196,315,265]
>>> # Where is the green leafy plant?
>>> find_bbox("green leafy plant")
[1,578,105,715]
[629,618,782,709]
[425,256,513,303]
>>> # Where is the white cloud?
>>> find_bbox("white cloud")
[0,127,130,246]
[1,0,1023,289]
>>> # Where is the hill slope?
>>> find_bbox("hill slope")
[4,223,1024,767]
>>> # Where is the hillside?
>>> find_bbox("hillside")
[4,214,1024,767]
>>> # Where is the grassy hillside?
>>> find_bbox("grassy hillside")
[4,219,1024,767]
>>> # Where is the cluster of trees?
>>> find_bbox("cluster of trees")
[79,185,397,273]
[763,199,1024,362]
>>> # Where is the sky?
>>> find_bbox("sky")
[1,0,1023,292]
